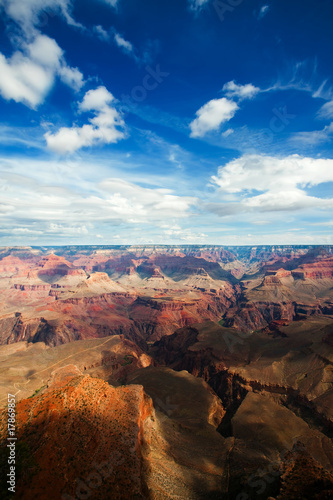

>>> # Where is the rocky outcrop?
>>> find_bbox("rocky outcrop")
[0,374,155,500]
[0,364,233,499]
[225,301,297,331]
[1,246,332,344]
[277,444,333,499]
[13,284,51,291]
[153,319,333,434]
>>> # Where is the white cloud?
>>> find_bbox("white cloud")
[189,81,260,139]
[0,1,85,108]
[0,33,84,108]
[1,156,332,245]
[291,122,333,145]
[258,5,270,19]
[0,51,54,108]
[188,0,209,11]
[99,179,195,219]
[114,33,133,53]
[222,81,261,100]
[94,27,138,60]
[312,81,333,101]
[210,154,333,213]
[212,154,333,193]
[190,98,238,138]
[222,128,234,138]
[58,64,84,91]
[79,86,113,111]
[318,100,333,119]
[244,189,332,212]
[0,0,80,36]
[0,34,83,108]
[0,158,196,244]
[94,25,110,42]
[27,33,62,66]
[163,226,207,242]
[45,86,126,153]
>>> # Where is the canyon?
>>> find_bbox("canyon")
[0,245,332,499]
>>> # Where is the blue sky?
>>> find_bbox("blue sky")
[0,0,332,245]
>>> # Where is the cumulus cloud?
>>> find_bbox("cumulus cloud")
[210,154,333,213]
[222,81,261,100]
[45,86,126,153]
[0,51,54,108]
[190,98,238,138]
[58,64,84,91]
[0,1,85,108]
[212,154,333,193]
[190,81,261,138]
[0,34,84,108]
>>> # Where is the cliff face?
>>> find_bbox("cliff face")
[0,374,155,500]
[0,334,154,405]
[0,365,233,499]
[151,317,333,498]
[153,317,333,434]
[1,246,332,499]
[225,301,296,331]
[0,246,332,347]
[2,317,330,499]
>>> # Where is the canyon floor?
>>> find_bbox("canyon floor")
[0,245,332,499]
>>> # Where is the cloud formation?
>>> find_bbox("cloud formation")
[0,34,84,108]
[99,178,194,220]
[114,32,134,54]
[190,81,260,138]
[291,122,333,145]
[222,81,261,100]
[94,25,110,42]
[0,0,79,36]
[210,154,333,213]
[0,158,196,243]
[318,100,333,119]
[190,98,238,138]
[45,86,126,153]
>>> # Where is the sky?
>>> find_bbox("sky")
[0,0,332,246]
